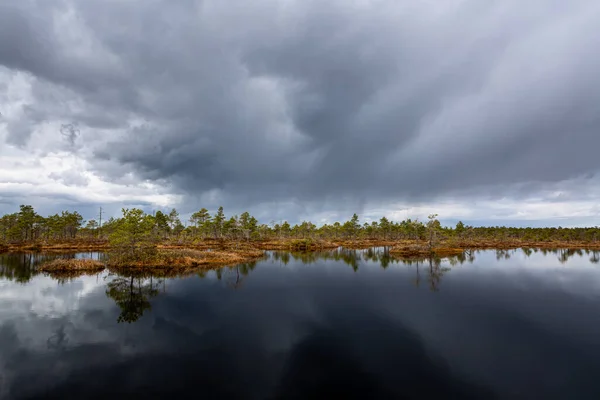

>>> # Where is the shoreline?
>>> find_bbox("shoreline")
[11,238,599,276]
[4,238,600,254]
[36,246,265,278]
[0,240,110,253]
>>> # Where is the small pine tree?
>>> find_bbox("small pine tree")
[427,214,441,250]
[109,208,157,263]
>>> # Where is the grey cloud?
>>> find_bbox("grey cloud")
[0,2,55,76]
[48,169,89,187]
[5,117,33,147]
[1,0,600,218]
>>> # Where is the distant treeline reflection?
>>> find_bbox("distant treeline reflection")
[3,248,600,324]
[2,248,600,285]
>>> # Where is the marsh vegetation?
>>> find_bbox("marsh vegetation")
[2,205,600,272]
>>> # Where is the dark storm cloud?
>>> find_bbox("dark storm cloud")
[1,0,600,215]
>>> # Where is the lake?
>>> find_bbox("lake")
[1,248,600,399]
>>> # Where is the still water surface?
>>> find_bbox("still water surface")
[1,248,600,399]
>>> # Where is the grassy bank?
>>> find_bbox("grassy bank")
[2,239,109,253]
[37,246,264,275]
[444,238,600,250]
[5,237,600,255]
[15,237,600,276]
[389,245,465,259]
[255,239,339,251]
[107,247,264,273]
[387,238,600,260]
[39,259,107,282]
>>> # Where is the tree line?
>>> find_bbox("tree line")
[0,205,85,242]
[1,205,599,244]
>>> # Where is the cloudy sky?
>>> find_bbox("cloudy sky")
[1,0,599,226]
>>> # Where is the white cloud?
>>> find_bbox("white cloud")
[0,147,181,210]
[0,273,106,319]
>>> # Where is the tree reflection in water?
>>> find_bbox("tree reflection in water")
[2,248,482,325]
[105,275,162,323]
[222,261,258,290]
[0,252,106,283]
[557,248,583,264]
[0,253,43,283]
[270,247,398,272]
[496,249,514,260]
[103,261,261,323]
[426,257,451,292]
[0,253,75,283]
[271,247,470,291]
[403,257,452,292]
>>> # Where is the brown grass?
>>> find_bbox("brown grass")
[332,239,399,249]
[444,238,600,250]
[44,269,105,282]
[4,237,600,256]
[3,239,109,253]
[252,240,296,250]
[159,238,220,251]
[107,247,265,274]
[290,239,339,251]
[386,238,600,259]
[39,258,106,273]
[6,237,600,265]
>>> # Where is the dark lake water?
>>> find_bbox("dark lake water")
[2,248,600,399]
